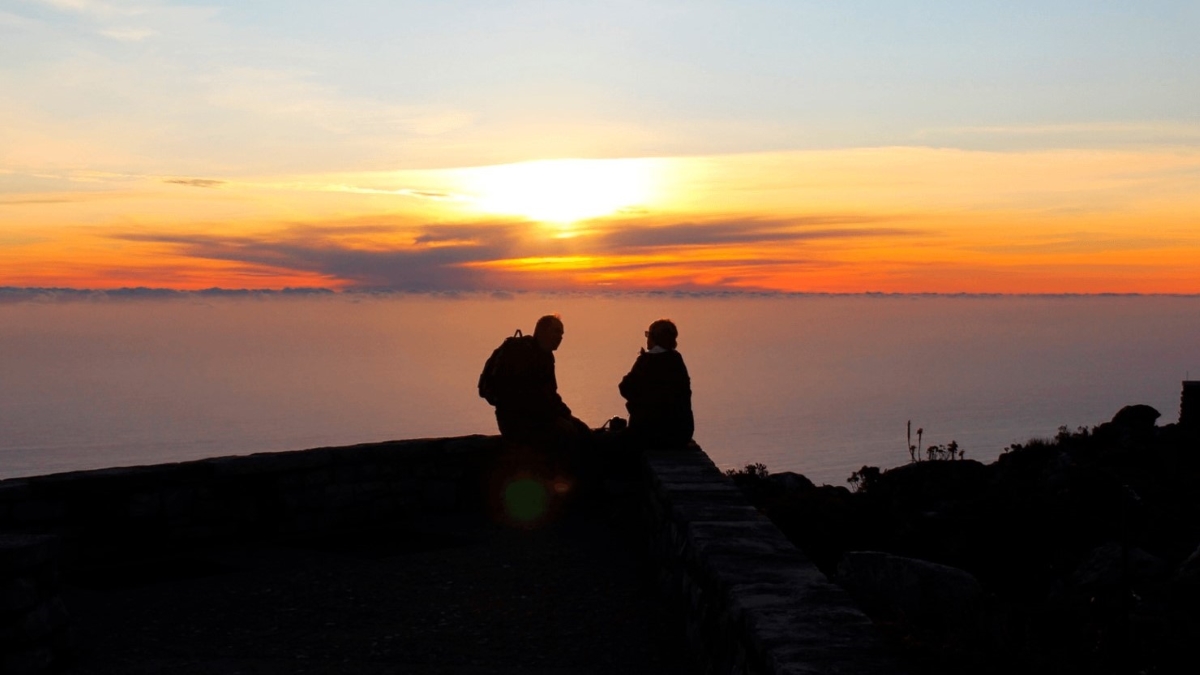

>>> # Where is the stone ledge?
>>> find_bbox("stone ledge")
[642,446,905,675]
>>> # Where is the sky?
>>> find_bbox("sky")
[2,0,1198,293]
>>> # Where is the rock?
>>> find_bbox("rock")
[1173,542,1200,589]
[767,471,813,493]
[1096,405,1162,444]
[1108,401,1156,427]
[867,460,988,509]
[1111,405,1161,430]
[836,551,985,632]
[1069,540,1167,590]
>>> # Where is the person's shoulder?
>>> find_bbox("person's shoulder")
[663,349,689,371]
[632,349,657,365]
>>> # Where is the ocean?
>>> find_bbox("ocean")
[1,292,1196,486]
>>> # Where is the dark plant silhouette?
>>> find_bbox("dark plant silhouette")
[847,465,881,493]
[908,423,962,461]
[923,440,962,461]
[725,462,769,480]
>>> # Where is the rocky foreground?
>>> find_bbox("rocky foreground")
[727,406,1200,675]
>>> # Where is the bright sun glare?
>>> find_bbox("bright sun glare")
[461,158,660,226]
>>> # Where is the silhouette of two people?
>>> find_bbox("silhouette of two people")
[481,314,694,452]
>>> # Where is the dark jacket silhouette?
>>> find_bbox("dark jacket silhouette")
[619,347,694,448]
[489,334,574,444]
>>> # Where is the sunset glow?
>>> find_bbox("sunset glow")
[459,158,662,226]
[2,1,1197,294]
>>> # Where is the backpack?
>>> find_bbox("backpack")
[478,329,525,405]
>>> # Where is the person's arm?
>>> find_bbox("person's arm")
[535,352,572,417]
[619,351,647,401]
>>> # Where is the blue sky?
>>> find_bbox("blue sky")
[4,0,1197,174]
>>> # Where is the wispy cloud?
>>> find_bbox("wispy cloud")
[915,122,1200,150]
[30,0,143,18]
[314,184,469,202]
[0,197,80,206]
[200,67,475,139]
[163,178,225,188]
[98,26,155,41]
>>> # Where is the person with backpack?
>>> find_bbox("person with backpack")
[479,314,590,449]
[618,319,695,450]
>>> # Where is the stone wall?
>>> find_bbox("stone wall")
[0,535,70,674]
[0,435,500,569]
[639,446,904,675]
[0,436,904,674]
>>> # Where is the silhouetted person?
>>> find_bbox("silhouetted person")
[619,319,694,450]
[481,314,589,450]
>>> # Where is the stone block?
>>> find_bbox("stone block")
[422,481,458,511]
[303,469,333,487]
[9,500,67,525]
[0,579,39,613]
[273,447,335,470]
[355,463,382,480]
[276,471,310,490]
[0,597,69,645]
[688,521,795,553]
[323,483,361,503]
[698,546,817,585]
[32,465,158,495]
[446,434,501,455]
[670,502,764,524]
[656,481,741,497]
[161,487,197,520]
[741,604,896,675]
[0,536,57,575]
[1,643,54,675]
[646,454,718,475]
[389,477,420,495]
[649,463,727,482]
[653,486,748,509]
[333,464,361,484]
[126,492,161,520]
[355,481,386,497]
[0,481,33,506]
[726,577,858,633]
[212,455,280,478]
[173,524,219,542]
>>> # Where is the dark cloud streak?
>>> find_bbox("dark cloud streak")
[106,213,925,291]
[164,178,226,188]
[595,216,919,251]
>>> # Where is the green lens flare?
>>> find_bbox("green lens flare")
[503,478,548,522]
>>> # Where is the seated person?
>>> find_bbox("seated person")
[482,314,589,449]
[618,319,695,449]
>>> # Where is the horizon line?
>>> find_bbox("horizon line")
[3,286,1199,301]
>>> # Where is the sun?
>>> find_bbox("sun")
[459,158,661,225]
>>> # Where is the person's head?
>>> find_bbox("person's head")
[645,319,678,350]
[534,314,564,351]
